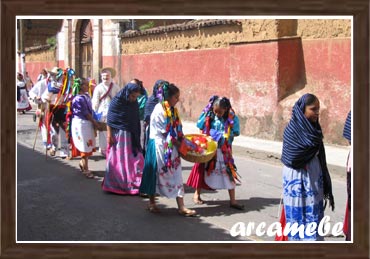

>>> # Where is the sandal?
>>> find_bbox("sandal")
[83,170,94,179]
[230,203,245,210]
[147,204,160,213]
[178,208,197,217]
[193,198,204,205]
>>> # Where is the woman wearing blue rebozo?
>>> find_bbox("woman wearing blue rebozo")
[279,93,335,241]
[102,82,144,195]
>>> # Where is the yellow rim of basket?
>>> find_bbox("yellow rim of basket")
[184,134,217,156]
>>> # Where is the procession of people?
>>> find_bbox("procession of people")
[18,66,351,241]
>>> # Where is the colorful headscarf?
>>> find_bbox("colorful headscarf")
[281,93,335,210]
[72,78,82,96]
[201,95,219,135]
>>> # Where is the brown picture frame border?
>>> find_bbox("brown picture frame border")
[4,0,369,258]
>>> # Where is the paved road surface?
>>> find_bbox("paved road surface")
[17,108,348,242]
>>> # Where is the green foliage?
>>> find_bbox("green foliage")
[46,36,57,49]
[139,21,155,31]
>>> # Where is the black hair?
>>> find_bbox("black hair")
[165,83,180,100]
[213,97,232,120]
[305,93,319,106]
[131,78,146,95]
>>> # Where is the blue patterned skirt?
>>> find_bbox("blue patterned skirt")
[282,155,324,241]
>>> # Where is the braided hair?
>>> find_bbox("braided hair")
[213,97,232,120]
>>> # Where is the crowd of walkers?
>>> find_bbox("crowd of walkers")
[19,66,352,241]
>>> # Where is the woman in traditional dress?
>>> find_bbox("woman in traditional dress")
[17,72,32,114]
[71,78,98,178]
[143,79,168,152]
[280,93,335,241]
[186,96,244,210]
[102,82,144,195]
[139,83,196,216]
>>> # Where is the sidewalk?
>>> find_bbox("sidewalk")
[181,121,349,168]
[27,99,349,168]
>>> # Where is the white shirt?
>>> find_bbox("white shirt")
[91,81,120,121]
[29,79,48,100]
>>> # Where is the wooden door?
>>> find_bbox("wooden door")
[79,19,93,79]
[80,43,92,78]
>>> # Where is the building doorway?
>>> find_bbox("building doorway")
[79,19,93,79]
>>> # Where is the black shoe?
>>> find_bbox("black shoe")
[33,114,37,122]
[22,111,25,114]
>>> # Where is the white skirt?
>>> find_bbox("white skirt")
[71,117,95,153]
[204,149,236,190]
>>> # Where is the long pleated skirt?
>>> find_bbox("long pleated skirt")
[139,139,158,195]
[17,88,32,112]
[282,155,324,241]
[102,129,144,195]
[139,138,184,198]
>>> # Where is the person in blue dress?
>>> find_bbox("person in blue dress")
[280,93,335,241]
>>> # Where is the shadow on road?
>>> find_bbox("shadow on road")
[17,143,247,242]
[189,197,281,217]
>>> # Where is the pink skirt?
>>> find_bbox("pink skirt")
[102,129,144,195]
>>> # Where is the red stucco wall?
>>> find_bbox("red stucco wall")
[300,38,351,144]
[115,37,351,144]
[23,37,351,144]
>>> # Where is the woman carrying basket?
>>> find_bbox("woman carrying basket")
[186,96,244,210]
[139,83,196,217]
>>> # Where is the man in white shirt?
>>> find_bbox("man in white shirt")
[91,67,120,157]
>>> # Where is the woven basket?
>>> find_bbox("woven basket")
[180,134,217,163]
